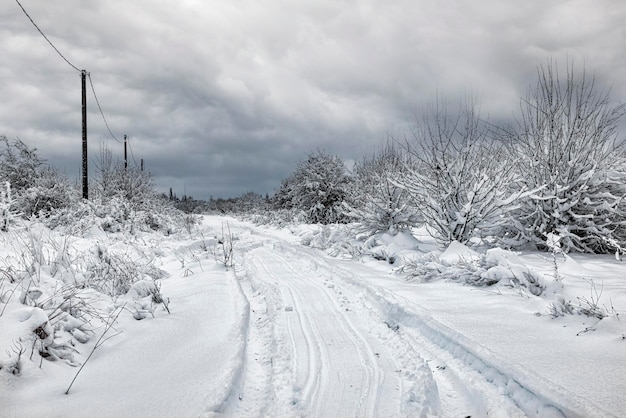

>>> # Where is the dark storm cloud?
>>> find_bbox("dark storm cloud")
[2,0,625,198]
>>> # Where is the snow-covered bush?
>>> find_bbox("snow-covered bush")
[0,136,42,192]
[1,181,16,232]
[400,97,527,246]
[504,61,626,253]
[400,241,545,295]
[17,167,80,218]
[94,146,158,213]
[46,195,188,237]
[0,137,80,219]
[299,224,361,258]
[0,228,103,369]
[247,207,309,228]
[213,222,235,268]
[273,149,352,224]
[548,279,611,320]
[343,141,420,236]
[84,243,167,297]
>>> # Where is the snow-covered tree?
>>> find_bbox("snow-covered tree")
[400,97,526,246]
[274,150,351,224]
[0,136,43,192]
[236,191,268,213]
[343,140,420,236]
[0,136,79,218]
[505,61,626,253]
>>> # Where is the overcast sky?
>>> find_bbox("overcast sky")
[1,0,625,199]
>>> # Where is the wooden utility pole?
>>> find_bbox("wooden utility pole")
[124,134,128,169]
[141,159,144,172]
[81,70,88,199]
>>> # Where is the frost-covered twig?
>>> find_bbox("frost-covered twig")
[65,305,124,395]
[215,222,234,268]
[545,232,566,284]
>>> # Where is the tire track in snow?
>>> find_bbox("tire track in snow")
[266,243,379,417]
[234,245,326,416]
[317,255,595,418]
[312,257,522,417]
[240,240,402,417]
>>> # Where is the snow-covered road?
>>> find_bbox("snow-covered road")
[3,216,623,417]
[226,219,621,417]
[235,241,428,417]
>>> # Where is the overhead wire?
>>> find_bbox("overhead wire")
[88,73,122,143]
[126,135,139,167]
[16,0,133,158]
[15,0,81,73]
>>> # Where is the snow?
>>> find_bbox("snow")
[1,216,625,417]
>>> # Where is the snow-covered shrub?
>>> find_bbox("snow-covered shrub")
[17,167,80,218]
[94,146,158,213]
[235,191,269,214]
[548,279,610,320]
[273,149,352,224]
[1,181,16,232]
[359,230,422,264]
[343,141,420,236]
[400,241,545,295]
[44,186,188,236]
[0,137,80,219]
[43,199,98,235]
[125,279,170,319]
[86,245,152,296]
[0,136,42,192]
[0,230,107,367]
[400,97,528,246]
[504,61,626,253]
[299,224,361,258]
[248,207,309,228]
[213,222,235,268]
[2,340,26,375]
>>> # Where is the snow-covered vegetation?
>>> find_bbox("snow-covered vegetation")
[2,61,626,416]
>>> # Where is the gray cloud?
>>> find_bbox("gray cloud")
[2,0,625,198]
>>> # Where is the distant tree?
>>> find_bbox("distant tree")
[274,150,352,224]
[237,191,267,213]
[93,145,156,211]
[504,61,626,253]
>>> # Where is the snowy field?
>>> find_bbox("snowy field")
[1,215,625,417]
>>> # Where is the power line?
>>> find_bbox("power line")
[15,0,81,73]
[126,135,138,166]
[88,73,122,143]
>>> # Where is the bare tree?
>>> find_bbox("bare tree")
[344,139,420,236]
[0,136,43,192]
[93,144,156,211]
[400,96,526,245]
[93,143,116,201]
[506,61,626,252]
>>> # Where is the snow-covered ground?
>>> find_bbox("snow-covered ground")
[1,215,625,417]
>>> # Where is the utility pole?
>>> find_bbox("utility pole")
[141,159,144,172]
[81,70,88,199]
[124,134,128,170]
